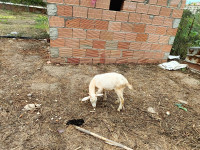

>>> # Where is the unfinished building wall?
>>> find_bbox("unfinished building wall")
[47,0,185,64]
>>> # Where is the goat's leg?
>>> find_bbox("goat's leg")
[103,90,107,100]
[96,88,103,95]
[115,89,125,111]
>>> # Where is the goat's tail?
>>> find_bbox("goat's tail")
[127,83,133,90]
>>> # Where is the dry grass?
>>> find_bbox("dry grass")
[0,39,200,150]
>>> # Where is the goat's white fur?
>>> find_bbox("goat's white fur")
[82,72,132,111]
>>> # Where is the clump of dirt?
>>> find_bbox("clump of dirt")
[0,38,200,150]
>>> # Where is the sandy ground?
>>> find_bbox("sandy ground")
[0,38,200,150]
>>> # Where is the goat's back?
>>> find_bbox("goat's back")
[93,72,129,90]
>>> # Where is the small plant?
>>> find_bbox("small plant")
[34,15,48,30]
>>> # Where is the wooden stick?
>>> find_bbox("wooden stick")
[75,126,133,150]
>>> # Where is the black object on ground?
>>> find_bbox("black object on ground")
[66,119,84,126]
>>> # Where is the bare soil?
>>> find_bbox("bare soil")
[0,38,200,150]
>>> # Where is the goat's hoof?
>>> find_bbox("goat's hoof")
[117,108,121,112]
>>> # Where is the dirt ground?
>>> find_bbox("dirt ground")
[0,38,200,150]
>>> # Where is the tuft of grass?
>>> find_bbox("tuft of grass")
[34,15,48,30]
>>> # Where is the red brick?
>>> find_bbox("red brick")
[109,22,121,31]
[129,13,141,23]
[80,0,94,7]
[105,58,116,64]
[73,29,86,39]
[160,7,172,17]
[122,51,133,58]
[128,58,138,63]
[59,47,73,57]
[132,51,144,59]
[166,28,178,36]
[140,14,153,24]
[148,5,161,15]
[122,1,137,12]
[64,0,79,5]
[50,57,66,64]
[58,28,72,38]
[121,23,133,32]
[163,18,173,27]
[125,33,137,41]
[65,39,80,48]
[50,38,65,47]
[151,44,162,51]
[73,6,88,18]
[116,11,129,22]
[66,18,80,28]
[181,0,186,9]
[110,50,121,58]
[49,16,64,27]
[157,0,167,6]
[130,42,142,50]
[100,31,113,41]
[88,8,102,19]
[80,58,93,64]
[102,10,116,21]
[116,58,128,64]
[136,3,149,14]
[99,50,111,58]
[86,49,99,57]
[148,34,160,43]
[161,45,172,52]
[113,32,125,41]
[80,39,93,48]
[133,0,144,2]
[57,5,72,17]
[95,0,110,9]
[172,9,183,18]
[159,35,170,44]
[95,20,109,30]
[149,0,158,5]
[136,34,148,42]
[154,52,164,59]
[170,0,181,7]
[141,43,152,50]
[156,26,167,35]
[145,25,157,34]
[73,49,86,57]
[93,40,106,49]
[143,51,155,59]
[87,30,100,39]
[92,58,103,64]
[67,58,80,64]
[133,24,146,33]
[80,19,95,29]
[118,42,130,50]
[152,16,164,26]
[47,0,63,3]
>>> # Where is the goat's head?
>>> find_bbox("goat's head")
[81,94,103,109]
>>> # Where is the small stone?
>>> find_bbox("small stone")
[147,107,156,114]
[178,100,188,105]
[166,111,170,115]
[27,93,32,97]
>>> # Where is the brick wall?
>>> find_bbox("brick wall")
[47,0,185,64]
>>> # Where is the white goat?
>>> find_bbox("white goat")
[81,72,132,111]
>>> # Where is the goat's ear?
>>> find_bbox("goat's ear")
[81,96,90,101]
[96,94,103,97]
